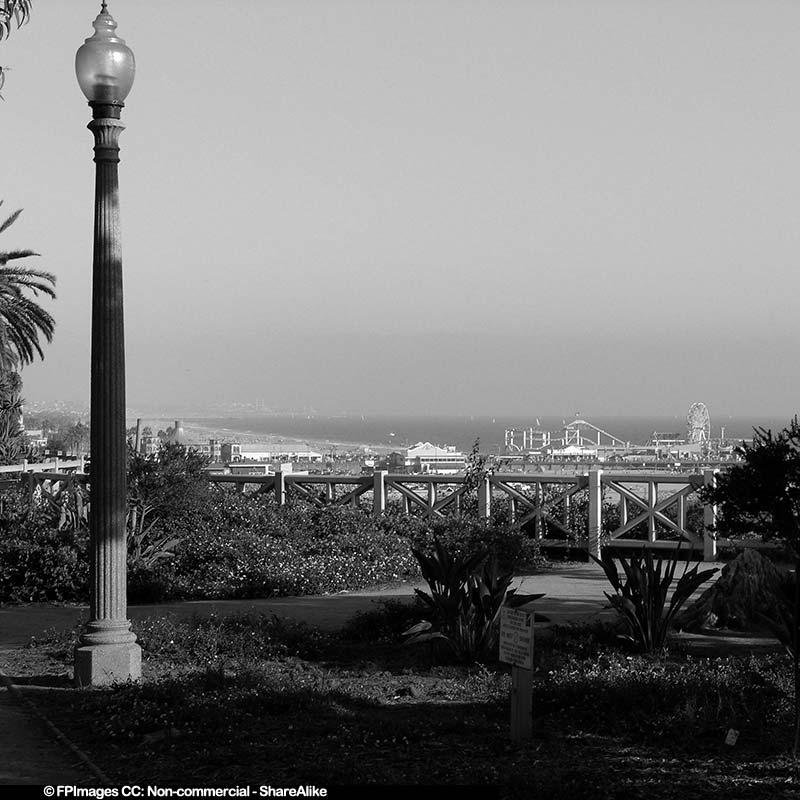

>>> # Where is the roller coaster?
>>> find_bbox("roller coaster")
[504,403,736,462]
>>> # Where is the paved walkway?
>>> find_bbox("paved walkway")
[1,562,621,647]
[0,685,97,784]
[0,561,780,785]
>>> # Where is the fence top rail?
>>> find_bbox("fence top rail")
[491,474,583,485]
[208,474,275,484]
[287,475,364,484]
[203,471,712,487]
[601,473,706,486]
[0,459,84,474]
[386,474,471,484]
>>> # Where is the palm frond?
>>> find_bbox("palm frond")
[0,200,57,367]
[0,1,32,41]
[0,265,55,297]
[0,249,40,266]
[0,207,22,236]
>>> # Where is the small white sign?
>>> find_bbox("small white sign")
[499,607,534,669]
[725,728,739,746]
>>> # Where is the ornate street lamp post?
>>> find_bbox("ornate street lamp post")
[74,2,140,686]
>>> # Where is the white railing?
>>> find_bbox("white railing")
[0,457,85,475]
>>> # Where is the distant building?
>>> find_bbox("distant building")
[226,461,305,476]
[229,463,272,476]
[167,420,187,445]
[548,444,598,459]
[140,434,162,456]
[404,442,466,474]
[374,451,406,472]
[138,430,221,461]
[221,443,323,463]
[24,429,48,450]
[203,462,229,476]
[189,439,222,461]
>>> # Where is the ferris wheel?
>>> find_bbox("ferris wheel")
[687,402,711,444]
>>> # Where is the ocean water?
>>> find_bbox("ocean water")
[187,413,791,454]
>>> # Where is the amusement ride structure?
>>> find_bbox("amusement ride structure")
[503,402,732,462]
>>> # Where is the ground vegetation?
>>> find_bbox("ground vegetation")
[2,607,796,795]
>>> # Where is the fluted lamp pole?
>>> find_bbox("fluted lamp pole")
[74,2,140,687]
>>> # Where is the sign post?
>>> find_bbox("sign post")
[499,606,535,741]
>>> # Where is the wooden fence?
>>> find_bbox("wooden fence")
[12,463,734,561]
[207,469,723,561]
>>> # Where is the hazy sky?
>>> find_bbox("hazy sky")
[3,0,800,417]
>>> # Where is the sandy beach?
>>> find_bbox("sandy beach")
[129,418,393,456]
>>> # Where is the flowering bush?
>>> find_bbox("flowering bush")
[0,478,547,603]
[164,506,420,600]
[388,513,545,572]
[0,523,89,602]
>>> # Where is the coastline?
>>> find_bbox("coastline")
[124,410,774,461]
[130,418,393,456]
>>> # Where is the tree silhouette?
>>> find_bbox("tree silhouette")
[702,417,800,754]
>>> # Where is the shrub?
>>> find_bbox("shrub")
[133,612,325,665]
[397,514,545,573]
[403,537,542,664]
[0,523,88,602]
[591,546,718,653]
[0,467,547,604]
[127,560,182,605]
[161,506,420,600]
[536,651,790,740]
[340,598,429,644]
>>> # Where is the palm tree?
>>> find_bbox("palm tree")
[0,201,56,464]
[0,1,32,41]
[0,0,32,97]
[0,203,56,369]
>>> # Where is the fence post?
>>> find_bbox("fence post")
[647,480,657,543]
[373,470,386,516]
[534,481,543,541]
[703,469,718,562]
[588,469,602,559]
[274,470,286,506]
[478,476,491,520]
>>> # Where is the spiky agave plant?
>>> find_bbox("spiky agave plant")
[591,545,718,654]
[403,536,544,663]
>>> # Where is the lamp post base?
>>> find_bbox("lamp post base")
[74,641,142,687]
